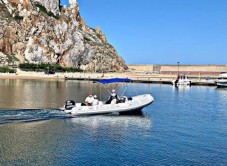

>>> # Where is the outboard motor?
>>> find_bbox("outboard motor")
[65,100,75,110]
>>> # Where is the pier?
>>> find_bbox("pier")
[65,76,217,86]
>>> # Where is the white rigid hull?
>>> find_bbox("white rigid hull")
[172,74,191,86]
[177,79,191,86]
[216,73,227,87]
[172,79,191,86]
[67,94,154,116]
[216,81,227,87]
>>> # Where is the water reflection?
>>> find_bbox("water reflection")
[0,79,155,110]
[216,87,227,92]
[215,88,227,117]
[172,85,191,92]
[0,120,70,165]
[1,81,227,165]
[0,79,68,109]
[0,114,152,165]
[69,115,152,132]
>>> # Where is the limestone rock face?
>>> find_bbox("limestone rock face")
[0,0,127,71]
[0,52,7,66]
[31,0,60,16]
[69,0,77,7]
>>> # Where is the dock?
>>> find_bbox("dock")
[64,77,217,86]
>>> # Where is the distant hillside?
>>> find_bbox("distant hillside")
[0,0,128,72]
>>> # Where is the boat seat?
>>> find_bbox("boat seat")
[76,103,82,107]
[128,97,133,101]
[98,101,104,105]
[119,96,128,103]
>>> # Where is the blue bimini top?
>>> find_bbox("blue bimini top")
[96,78,131,84]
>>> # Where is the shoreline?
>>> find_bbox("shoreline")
[0,71,217,86]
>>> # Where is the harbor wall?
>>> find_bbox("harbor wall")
[128,64,227,76]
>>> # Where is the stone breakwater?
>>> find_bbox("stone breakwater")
[0,70,217,87]
[63,72,217,86]
[0,0,127,72]
[129,64,227,76]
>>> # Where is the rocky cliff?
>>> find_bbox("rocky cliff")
[0,0,128,71]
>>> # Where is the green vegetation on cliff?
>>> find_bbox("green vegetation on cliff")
[0,67,16,73]
[34,3,59,19]
[19,63,83,72]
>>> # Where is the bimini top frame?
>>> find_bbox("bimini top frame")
[95,78,132,96]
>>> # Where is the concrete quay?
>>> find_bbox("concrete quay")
[0,70,218,86]
[65,75,217,87]
[128,64,227,76]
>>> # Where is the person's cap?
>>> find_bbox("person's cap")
[112,89,115,93]
[94,95,97,98]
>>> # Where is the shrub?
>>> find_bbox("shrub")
[0,67,16,73]
[19,63,83,72]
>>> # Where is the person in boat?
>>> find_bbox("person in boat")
[84,92,94,106]
[106,89,119,104]
[92,95,99,105]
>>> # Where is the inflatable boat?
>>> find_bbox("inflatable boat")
[60,78,154,116]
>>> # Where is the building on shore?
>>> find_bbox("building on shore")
[128,64,227,76]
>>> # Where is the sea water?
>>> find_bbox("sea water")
[0,79,227,165]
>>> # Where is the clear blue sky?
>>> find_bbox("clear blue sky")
[60,0,227,65]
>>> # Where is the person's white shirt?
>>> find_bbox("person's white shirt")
[92,95,99,105]
[85,95,94,105]
[111,99,117,104]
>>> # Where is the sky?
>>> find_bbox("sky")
[60,0,227,65]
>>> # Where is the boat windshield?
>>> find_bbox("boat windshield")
[179,75,188,79]
[218,77,227,80]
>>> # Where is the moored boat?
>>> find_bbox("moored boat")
[172,74,191,86]
[215,73,227,88]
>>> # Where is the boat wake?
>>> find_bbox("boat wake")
[0,109,68,125]
[0,109,150,126]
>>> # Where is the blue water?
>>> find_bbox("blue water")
[0,82,227,165]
